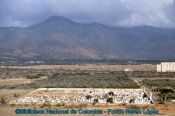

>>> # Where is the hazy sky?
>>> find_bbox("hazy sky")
[0,0,175,28]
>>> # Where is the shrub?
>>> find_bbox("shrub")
[55,103,65,107]
[107,98,113,103]
[0,97,7,106]
[14,93,20,97]
[40,102,51,108]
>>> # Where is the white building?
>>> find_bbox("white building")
[157,62,175,72]
[124,68,132,72]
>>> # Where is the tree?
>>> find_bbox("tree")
[0,97,7,106]
[159,88,174,101]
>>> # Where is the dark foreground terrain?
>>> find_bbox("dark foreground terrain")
[1,65,175,89]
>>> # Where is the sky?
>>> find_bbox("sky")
[0,0,175,28]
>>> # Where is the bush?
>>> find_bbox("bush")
[0,97,7,106]
[14,93,20,97]
[55,103,65,107]
[40,103,51,108]
[26,74,42,79]
[108,92,114,96]
[86,95,92,100]
[107,98,113,103]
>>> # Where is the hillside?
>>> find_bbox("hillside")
[0,16,175,59]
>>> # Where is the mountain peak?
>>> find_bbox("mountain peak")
[45,16,75,24]
[27,16,76,30]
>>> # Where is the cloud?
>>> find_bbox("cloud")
[0,0,174,28]
[118,0,175,28]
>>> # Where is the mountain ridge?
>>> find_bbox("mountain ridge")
[0,16,175,59]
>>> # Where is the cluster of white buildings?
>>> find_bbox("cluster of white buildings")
[157,62,175,72]
[11,88,153,105]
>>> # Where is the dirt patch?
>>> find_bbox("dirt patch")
[0,78,32,86]
[0,89,34,105]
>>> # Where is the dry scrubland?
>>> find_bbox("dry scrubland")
[10,64,155,71]
[0,64,175,116]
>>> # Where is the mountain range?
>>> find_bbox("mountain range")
[0,16,175,59]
